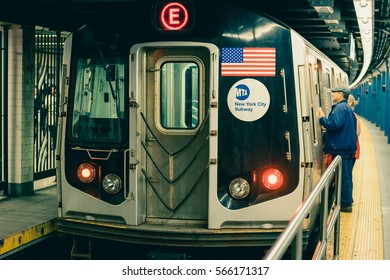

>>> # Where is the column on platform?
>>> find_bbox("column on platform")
[6,26,35,196]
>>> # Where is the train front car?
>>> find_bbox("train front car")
[57,0,316,255]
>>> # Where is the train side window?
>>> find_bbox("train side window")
[308,65,318,145]
[335,73,340,86]
[324,72,331,88]
[323,71,332,113]
[157,59,204,133]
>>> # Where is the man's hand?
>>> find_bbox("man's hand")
[317,107,325,118]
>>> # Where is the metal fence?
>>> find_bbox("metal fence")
[263,155,342,260]
[0,27,66,193]
[34,30,66,179]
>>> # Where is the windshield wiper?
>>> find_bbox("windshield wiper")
[95,42,117,101]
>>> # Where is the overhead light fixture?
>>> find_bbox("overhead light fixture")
[309,0,335,14]
[349,0,373,88]
[349,33,356,61]
[313,6,334,14]
[325,19,340,24]
[328,20,346,33]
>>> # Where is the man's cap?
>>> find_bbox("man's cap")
[331,85,351,95]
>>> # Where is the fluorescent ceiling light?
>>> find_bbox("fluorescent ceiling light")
[349,0,373,88]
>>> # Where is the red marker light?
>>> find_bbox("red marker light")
[262,168,284,190]
[77,163,96,183]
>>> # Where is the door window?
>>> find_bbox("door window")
[156,57,204,134]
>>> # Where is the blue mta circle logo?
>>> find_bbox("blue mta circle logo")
[235,84,250,100]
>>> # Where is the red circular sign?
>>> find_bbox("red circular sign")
[160,2,189,30]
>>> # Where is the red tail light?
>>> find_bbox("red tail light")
[77,163,96,183]
[262,168,284,190]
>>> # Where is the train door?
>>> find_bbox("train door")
[130,43,218,221]
[306,56,323,191]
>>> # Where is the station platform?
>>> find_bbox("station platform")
[0,118,389,260]
[0,177,57,259]
[367,118,390,259]
[338,118,390,260]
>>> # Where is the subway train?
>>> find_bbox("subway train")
[56,0,348,258]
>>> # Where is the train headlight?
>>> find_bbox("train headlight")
[262,168,284,190]
[77,163,96,183]
[229,178,250,199]
[102,174,122,194]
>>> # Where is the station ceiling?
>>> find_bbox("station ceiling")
[0,0,389,85]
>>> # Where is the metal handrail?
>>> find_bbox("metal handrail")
[263,155,342,260]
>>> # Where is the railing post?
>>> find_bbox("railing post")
[263,156,342,260]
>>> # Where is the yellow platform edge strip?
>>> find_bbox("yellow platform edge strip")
[0,219,58,256]
[339,118,384,260]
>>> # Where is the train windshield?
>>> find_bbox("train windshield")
[70,56,126,142]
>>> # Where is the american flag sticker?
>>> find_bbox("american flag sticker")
[221,47,276,76]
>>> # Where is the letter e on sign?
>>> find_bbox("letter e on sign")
[154,1,194,32]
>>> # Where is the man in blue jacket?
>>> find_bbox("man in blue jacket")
[318,85,357,212]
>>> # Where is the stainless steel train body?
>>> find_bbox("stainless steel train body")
[56,0,348,251]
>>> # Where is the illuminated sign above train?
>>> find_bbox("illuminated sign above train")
[154,1,194,32]
[161,2,188,30]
